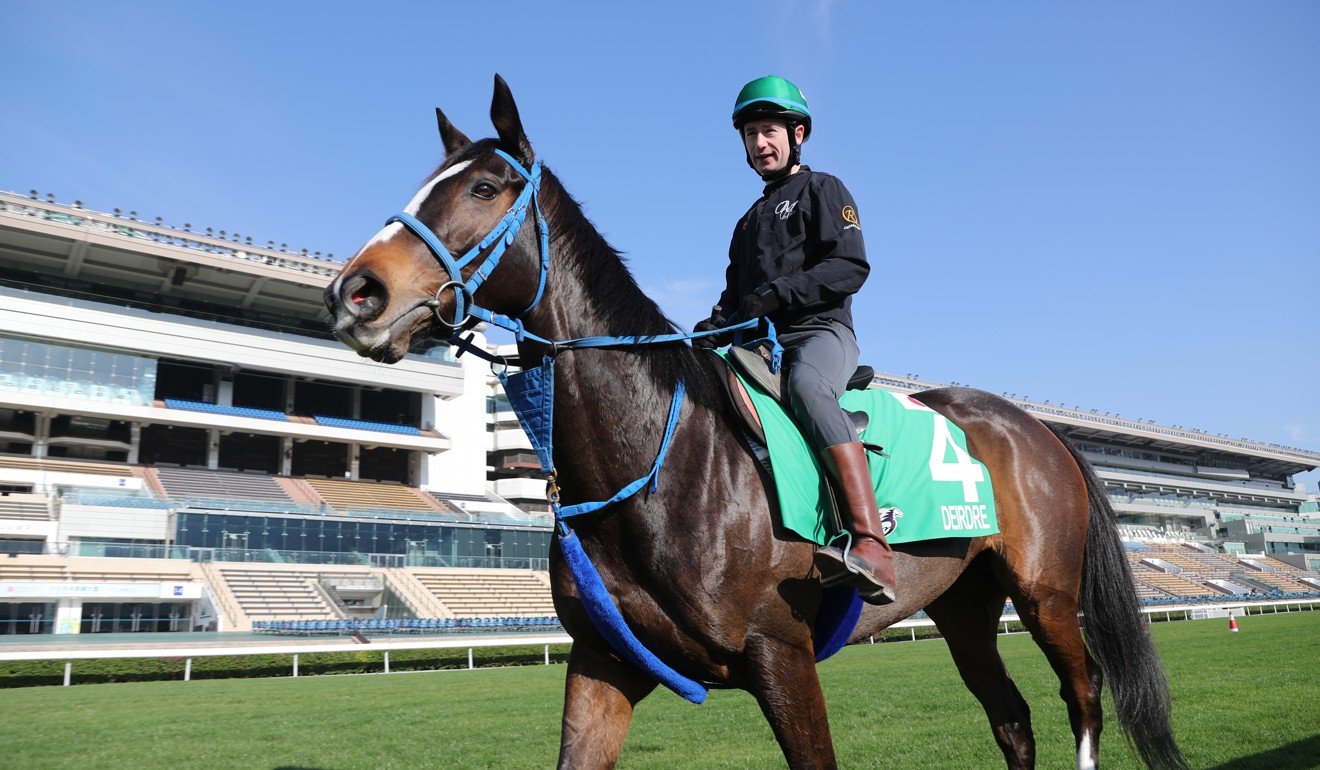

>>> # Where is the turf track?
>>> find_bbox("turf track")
[1,612,1316,769]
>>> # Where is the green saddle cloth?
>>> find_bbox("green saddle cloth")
[725,356,1000,546]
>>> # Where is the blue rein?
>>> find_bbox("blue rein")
[385,148,787,703]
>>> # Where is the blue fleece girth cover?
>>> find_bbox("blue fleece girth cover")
[813,586,863,662]
[558,528,709,703]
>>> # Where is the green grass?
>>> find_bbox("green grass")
[0,612,1316,769]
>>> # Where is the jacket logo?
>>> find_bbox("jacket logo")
[841,205,861,231]
[775,200,798,220]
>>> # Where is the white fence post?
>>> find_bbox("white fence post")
[384,651,390,674]
[468,648,474,670]
[63,662,71,687]
[185,658,192,681]
[293,653,299,678]
[544,645,549,665]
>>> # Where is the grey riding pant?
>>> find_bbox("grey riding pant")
[780,323,861,452]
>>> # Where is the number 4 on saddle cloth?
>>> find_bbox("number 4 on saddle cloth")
[713,346,1000,547]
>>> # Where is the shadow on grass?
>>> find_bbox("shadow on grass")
[1202,734,1320,770]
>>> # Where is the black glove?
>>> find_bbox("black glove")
[692,307,727,350]
[739,284,781,320]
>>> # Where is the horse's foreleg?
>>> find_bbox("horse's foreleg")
[557,643,657,770]
[744,637,838,770]
[925,561,1035,769]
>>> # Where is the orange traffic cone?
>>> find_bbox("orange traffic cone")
[1228,611,1239,633]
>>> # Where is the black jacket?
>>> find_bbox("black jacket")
[717,167,869,332]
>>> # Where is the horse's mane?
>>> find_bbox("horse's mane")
[537,163,725,410]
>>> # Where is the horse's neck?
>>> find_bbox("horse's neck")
[515,244,687,501]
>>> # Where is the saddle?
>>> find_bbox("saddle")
[717,344,876,449]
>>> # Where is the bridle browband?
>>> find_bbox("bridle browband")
[386,148,550,332]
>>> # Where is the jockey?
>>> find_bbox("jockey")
[696,75,896,605]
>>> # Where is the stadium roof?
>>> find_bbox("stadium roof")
[0,190,334,329]
[5,189,1317,480]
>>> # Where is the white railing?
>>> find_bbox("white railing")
[4,599,1314,686]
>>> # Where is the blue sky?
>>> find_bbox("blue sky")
[3,2,1317,486]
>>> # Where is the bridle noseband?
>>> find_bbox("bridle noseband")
[386,148,550,332]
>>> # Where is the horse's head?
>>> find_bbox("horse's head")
[326,75,545,363]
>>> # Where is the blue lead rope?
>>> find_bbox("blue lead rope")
[499,359,706,702]
[557,528,709,703]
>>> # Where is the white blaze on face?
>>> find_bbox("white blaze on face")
[404,160,473,216]
[361,160,475,251]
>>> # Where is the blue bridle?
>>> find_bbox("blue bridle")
[386,148,550,331]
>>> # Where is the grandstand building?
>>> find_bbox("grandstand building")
[0,189,1316,636]
[0,190,553,634]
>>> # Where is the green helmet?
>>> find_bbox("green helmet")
[732,75,812,141]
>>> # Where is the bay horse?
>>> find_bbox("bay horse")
[324,75,1186,770]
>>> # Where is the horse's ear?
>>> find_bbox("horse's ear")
[435,107,471,156]
[490,74,534,166]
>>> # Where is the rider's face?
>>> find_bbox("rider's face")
[742,119,803,175]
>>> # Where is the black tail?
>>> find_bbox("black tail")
[1047,424,1188,770]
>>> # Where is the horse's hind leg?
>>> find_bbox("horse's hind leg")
[926,557,1036,769]
[744,636,838,769]
[1007,585,1102,770]
[557,643,657,770]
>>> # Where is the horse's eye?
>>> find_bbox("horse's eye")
[472,182,498,200]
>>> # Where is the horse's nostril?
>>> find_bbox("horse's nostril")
[339,273,387,320]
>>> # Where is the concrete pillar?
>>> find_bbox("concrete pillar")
[349,444,360,480]
[409,450,423,488]
[33,414,51,459]
[280,436,293,476]
[351,388,362,420]
[207,430,220,470]
[127,422,141,464]
[284,379,297,413]
[217,377,234,407]
[420,391,438,433]
[417,394,440,490]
